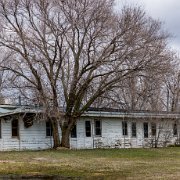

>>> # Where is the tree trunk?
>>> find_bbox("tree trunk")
[60,116,76,148]
[154,139,158,148]
[61,125,71,148]
[51,117,61,148]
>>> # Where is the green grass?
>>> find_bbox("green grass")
[0,148,179,179]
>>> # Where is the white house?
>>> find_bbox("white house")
[0,105,53,150]
[0,105,179,150]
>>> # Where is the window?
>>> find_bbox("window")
[151,123,156,136]
[71,124,77,138]
[173,123,177,136]
[95,120,102,136]
[143,122,148,138]
[46,121,53,137]
[122,121,128,136]
[85,121,91,137]
[12,119,19,137]
[131,122,136,137]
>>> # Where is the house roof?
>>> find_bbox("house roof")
[83,107,180,119]
[0,105,42,118]
[0,104,179,120]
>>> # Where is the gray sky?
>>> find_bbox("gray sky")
[115,0,180,52]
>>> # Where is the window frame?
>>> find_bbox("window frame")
[12,119,19,138]
[94,119,102,137]
[173,122,177,136]
[151,122,156,136]
[71,124,77,138]
[85,121,91,137]
[143,122,149,138]
[122,121,128,136]
[131,122,136,138]
[46,121,53,137]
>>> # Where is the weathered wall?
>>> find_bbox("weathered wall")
[70,117,179,149]
[0,116,179,150]
[0,118,54,150]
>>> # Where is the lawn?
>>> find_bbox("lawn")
[0,148,179,179]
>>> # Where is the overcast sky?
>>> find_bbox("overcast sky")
[115,0,180,53]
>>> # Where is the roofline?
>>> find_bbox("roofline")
[0,105,43,118]
[82,111,180,119]
[0,105,179,119]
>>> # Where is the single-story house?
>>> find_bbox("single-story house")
[0,105,179,150]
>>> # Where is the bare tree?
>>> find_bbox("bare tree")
[0,0,172,148]
[163,64,180,112]
[58,1,172,147]
[92,63,173,111]
[0,0,65,148]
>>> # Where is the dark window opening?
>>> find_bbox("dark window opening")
[85,121,91,137]
[71,124,77,138]
[12,119,19,137]
[131,122,136,137]
[144,122,148,138]
[173,123,177,136]
[151,123,156,136]
[95,120,101,136]
[122,121,128,136]
[46,121,53,137]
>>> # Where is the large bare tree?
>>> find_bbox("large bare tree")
[0,0,173,148]
[163,64,180,112]
[0,0,65,148]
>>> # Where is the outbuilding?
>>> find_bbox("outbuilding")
[0,105,179,150]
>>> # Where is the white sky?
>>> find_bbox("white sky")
[115,0,180,52]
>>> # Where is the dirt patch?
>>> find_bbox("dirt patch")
[0,160,16,163]
[32,158,48,161]
[56,147,70,150]
[0,175,81,180]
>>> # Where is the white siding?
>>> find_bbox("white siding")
[0,118,53,151]
[70,117,180,149]
[0,116,179,150]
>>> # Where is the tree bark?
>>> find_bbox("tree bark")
[60,116,76,148]
[61,125,71,148]
[51,117,61,148]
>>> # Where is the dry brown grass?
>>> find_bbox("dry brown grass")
[0,147,179,179]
